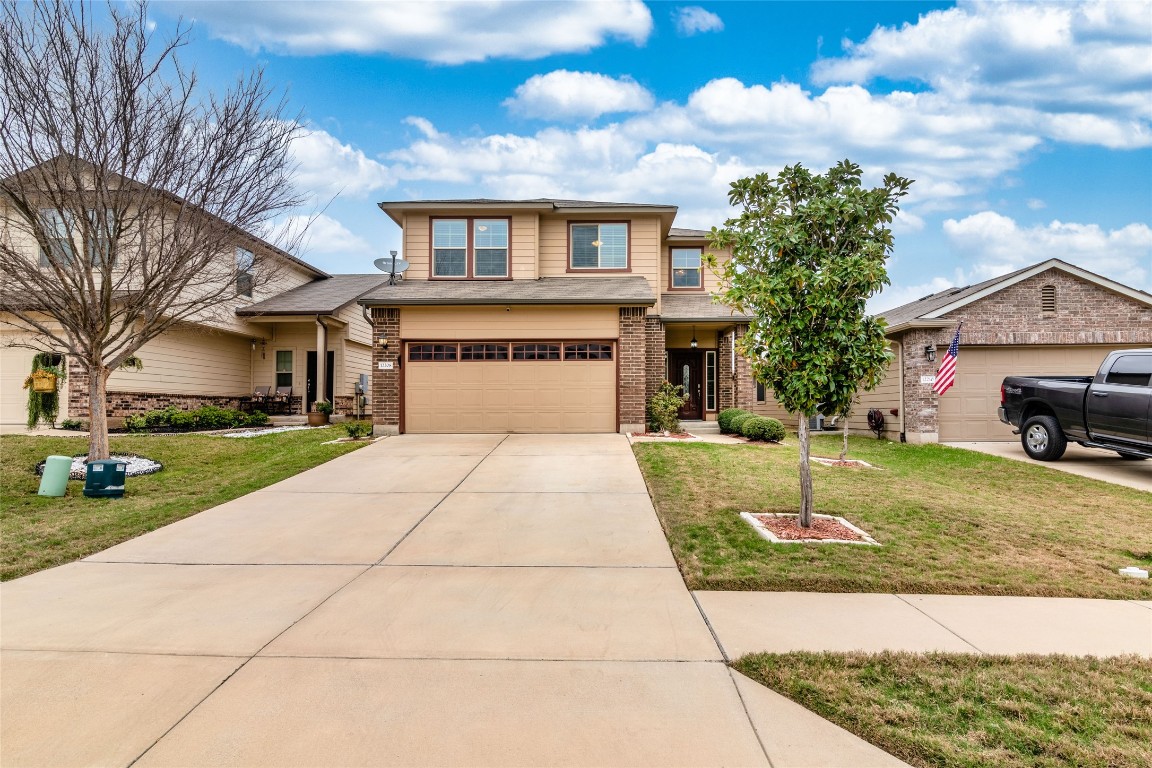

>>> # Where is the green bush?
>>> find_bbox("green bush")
[246,410,270,426]
[646,380,689,433]
[124,414,148,432]
[718,408,750,433]
[167,410,196,430]
[728,412,755,434]
[343,420,373,439]
[742,416,786,442]
[59,418,85,430]
[192,405,241,429]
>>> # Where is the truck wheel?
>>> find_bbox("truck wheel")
[1116,452,1147,460]
[1021,415,1067,461]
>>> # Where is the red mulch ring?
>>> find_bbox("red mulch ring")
[752,514,868,542]
[631,432,693,439]
[811,457,874,468]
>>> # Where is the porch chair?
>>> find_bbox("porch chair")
[270,386,292,415]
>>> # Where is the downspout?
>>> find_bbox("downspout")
[895,339,906,442]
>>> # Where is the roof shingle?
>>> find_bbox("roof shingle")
[358,277,656,306]
[659,293,750,321]
[237,274,390,316]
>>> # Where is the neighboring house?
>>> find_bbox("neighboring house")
[0,161,384,426]
[359,199,755,434]
[757,258,1151,443]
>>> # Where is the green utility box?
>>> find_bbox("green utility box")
[38,455,72,497]
[84,459,126,498]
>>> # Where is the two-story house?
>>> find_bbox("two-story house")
[0,157,384,426]
[358,199,756,435]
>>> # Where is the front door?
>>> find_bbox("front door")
[668,350,702,420]
[306,350,335,410]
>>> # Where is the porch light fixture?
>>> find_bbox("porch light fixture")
[924,345,936,363]
[378,336,389,350]
[690,326,698,349]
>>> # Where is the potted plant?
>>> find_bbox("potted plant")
[23,353,67,428]
[308,400,334,426]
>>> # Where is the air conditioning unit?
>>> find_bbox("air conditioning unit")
[808,414,825,431]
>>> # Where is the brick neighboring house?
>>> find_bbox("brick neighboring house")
[836,258,1152,443]
[359,200,754,435]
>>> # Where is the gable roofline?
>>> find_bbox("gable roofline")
[5,154,329,279]
[922,258,1152,319]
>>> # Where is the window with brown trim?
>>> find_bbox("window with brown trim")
[670,247,703,289]
[431,217,509,279]
[460,343,509,361]
[512,343,561,360]
[569,222,628,270]
[564,343,613,360]
[408,343,458,361]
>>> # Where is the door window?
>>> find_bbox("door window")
[1104,355,1151,387]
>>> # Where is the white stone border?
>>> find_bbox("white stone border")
[740,511,881,546]
[810,456,877,468]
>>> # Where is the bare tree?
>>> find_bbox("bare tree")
[0,1,304,460]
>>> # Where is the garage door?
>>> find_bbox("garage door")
[404,341,616,433]
[938,345,1143,441]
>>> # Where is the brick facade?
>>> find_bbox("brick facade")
[895,269,1152,441]
[370,307,401,435]
[66,359,248,419]
[717,324,755,411]
[618,307,648,432]
[644,315,665,404]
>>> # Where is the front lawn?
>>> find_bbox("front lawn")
[634,437,1152,598]
[734,651,1152,768]
[0,429,369,580]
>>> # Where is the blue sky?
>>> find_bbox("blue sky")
[146,0,1152,310]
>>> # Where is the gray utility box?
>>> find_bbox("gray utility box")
[84,459,126,498]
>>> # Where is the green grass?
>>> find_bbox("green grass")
[633,436,1152,598]
[733,651,1152,768]
[1,429,369,580]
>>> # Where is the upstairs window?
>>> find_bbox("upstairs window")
[670,247,703,289]
[431,218,509,278]
[570,223,628,270]
[236,247,254,297]
[88,209,114,268]
[38,209,75,267]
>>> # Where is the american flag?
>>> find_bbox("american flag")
[932,326,962,396]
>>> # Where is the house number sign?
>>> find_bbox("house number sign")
[378,361,394,370]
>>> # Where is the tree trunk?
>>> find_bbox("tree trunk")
[840,412,850,462]
[87,365,111,461]
[797,415,814,527]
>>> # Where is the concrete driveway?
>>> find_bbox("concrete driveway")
[944,440,1151,492]
[1,433,905,768]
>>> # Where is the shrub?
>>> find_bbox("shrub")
[124,414,148,432]
[343,420,373,439]
[646,381,688,433]
[59,418,85,430]
[192,405,243,429]
[314,400,335,415]
[718,408,750,433]
[742,416,786,442]
[729,412,755,434]
[245,410,270,427]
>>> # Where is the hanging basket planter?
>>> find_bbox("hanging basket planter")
[30,370,58,393]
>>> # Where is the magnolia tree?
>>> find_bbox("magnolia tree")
[710,160,913,526]
[0,1,304,461]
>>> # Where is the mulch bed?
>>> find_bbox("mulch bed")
[753,515,867,542]
[630,432,694,439]
[811,456,875,468]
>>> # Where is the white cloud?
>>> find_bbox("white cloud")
[291,127,393,200]
[167,0,652,63]
[812,1,1152,148]
[279,213,375,259]
[503,71,655,121]
[674,6,724,36]
[1026,198,1046,210]
[943,211,1152,289]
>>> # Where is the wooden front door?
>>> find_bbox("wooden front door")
[668,350,702,420]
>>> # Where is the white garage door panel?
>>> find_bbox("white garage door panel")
[405,345,616,434]
[938,345,1141,441]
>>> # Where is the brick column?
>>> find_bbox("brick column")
[67,357,90,418]
[370,307,401,435]
[644,315,665,403]
[900,327,946,443]
[732,323,755,410]
[618,307,647,433]
[718,330,734,411]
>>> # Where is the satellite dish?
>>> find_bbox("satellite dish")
[374,251,410,285]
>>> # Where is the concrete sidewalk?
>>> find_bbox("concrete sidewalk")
[944,440,1152,492]
[1,433,907,768]
[697,591,1152,660]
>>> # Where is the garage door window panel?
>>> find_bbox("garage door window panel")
[409,344,458,361]
[564,343,613,361]
[513,344,561,361]
[569,223,629,271]
[460,343,509,361]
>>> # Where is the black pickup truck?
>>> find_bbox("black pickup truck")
[998,349,1152,461]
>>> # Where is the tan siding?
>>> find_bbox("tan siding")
[752,394,795,426]
[343,340,372,398]
[105,329,251,396]
[401,306,618,340]
[846,354,902,437]
[404,214,430,278]
[538,215,662,298]
[251,323,322,398]
[401,212,537,280]
[0,331,71,425]
[336,303,373,346]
